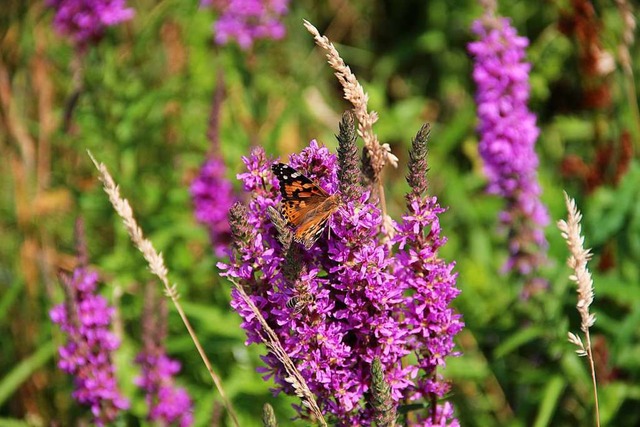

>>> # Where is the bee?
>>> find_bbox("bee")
[286,296,305,314]
[286,296,299,309]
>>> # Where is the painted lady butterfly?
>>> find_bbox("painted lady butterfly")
[271,163,341,250]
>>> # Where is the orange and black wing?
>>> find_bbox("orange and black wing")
[271,163,339,249]
[272,163,328,227]
[293,207,336,249]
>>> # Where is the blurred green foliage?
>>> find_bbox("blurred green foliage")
[1,0,639,425]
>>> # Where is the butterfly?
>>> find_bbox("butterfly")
[271,163,341,250]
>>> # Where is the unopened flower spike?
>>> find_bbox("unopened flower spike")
[406,123,431,199]
[336,110,361,202]
[267,205,304,282]
[262,403,279,427]
[371,358,397,427]
[229,202,254,252]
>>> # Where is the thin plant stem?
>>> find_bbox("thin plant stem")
[88,151,240,427]
[584,330,600,427]
[377,179,388,228]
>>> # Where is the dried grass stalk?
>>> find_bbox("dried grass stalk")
[303,20,398,237]
[231,279,327,426]
[557,191,599,427]
[88,151,240,427]
[303,20,398,176]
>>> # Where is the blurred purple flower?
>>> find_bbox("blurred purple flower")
[135,354,193,426]
[50,267,129,425]
[135,284,193,427]
[46,0,134,49]
[468,16,549,275]
[190,156,236,257]
[201,0,289,49]
[220,126,462,425]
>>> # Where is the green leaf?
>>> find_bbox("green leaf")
[494,326,546,358]
[599,382,629,425]
[0,419,33,427]
[533,376,566,427]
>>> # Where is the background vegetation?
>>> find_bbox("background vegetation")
[1,0,639,425]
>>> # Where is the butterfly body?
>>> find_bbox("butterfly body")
[272,163,341,249]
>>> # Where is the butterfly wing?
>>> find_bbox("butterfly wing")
[272,163,329,199]
[281,198,319,227]
[272,163,328,227]
[294,205,335,249]
[271,163,338,249]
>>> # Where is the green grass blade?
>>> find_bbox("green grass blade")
[533,375,566,427]
[0,341,56,406]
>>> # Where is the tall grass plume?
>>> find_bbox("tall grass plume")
[303,19,398,237]
[557,191,599,427]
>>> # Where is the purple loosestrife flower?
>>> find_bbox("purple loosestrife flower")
[135,284,193,427]
[201,0,289,49]
[190,156,236,257]
[50,266,128,425]
[221,115,462,425]
[468,15,550,276]
[46,0,134,49]
[391,124,463,426]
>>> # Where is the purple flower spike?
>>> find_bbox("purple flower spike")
[201,0,290,49]
[51,265,129,425]
[135,284,193,427]
[468,15,550,276]
[190,156,236,257]
[391,125,463,426]
[46,0,134,49]
[221,117,463,425]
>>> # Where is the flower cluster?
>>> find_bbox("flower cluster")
[201,0,289,49]
[50,267,129,425]
[221,116,462,425]
[135,284,193,426]
[468,15,549,276]
[46,0,134,49]
[392,125,463,421]
[190,156,236,257]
